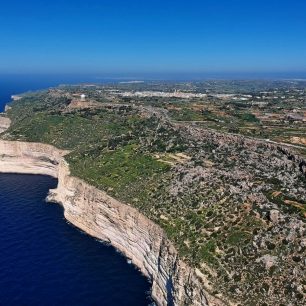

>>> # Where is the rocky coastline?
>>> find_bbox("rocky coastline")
[0,139,220,306]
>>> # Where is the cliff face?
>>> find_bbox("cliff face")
[0,140,67,178]
[0,140,214,306]
[0,116,11,134]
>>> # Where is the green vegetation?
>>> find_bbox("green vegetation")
[226,230,252,246]
[169,108,205,121]
[67,143,170,200]
[235,112,260,123]
[199,240,217,264]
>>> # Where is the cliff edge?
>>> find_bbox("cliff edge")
[0,140,221,306]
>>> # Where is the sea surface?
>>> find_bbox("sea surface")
[0,174,152,305]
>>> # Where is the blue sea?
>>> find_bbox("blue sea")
[0,174,152,306]
[0,76,152,305]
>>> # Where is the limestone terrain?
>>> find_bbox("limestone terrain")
[0,115,11,133]
[0,83,305,306]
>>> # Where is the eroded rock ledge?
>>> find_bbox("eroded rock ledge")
[0,140,220,306]
[0,116,11,134]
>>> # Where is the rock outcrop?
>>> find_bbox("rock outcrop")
[0,140,217,306]
[0,140,67,178]
[0,116,11,134]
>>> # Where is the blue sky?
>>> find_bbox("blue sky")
[0,0,306,76]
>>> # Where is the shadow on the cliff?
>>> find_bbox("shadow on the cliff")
[166,277,175,306]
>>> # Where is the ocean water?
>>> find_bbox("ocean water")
[0,173,152,305]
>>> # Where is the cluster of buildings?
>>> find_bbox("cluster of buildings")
[112,90,208,99]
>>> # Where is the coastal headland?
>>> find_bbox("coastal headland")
[0,82,305,305]
[0,139,214,306]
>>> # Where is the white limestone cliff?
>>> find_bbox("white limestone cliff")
[0,140,222,306]
[0,116,11,134]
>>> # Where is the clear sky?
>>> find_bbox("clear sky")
[1,0,306,77]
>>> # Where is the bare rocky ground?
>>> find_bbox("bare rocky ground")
[132,113,306,305]
[0,115,11,133]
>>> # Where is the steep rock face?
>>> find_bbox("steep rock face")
[0,140,215,306]
[0,140,67,178]
[0,116,11,134]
